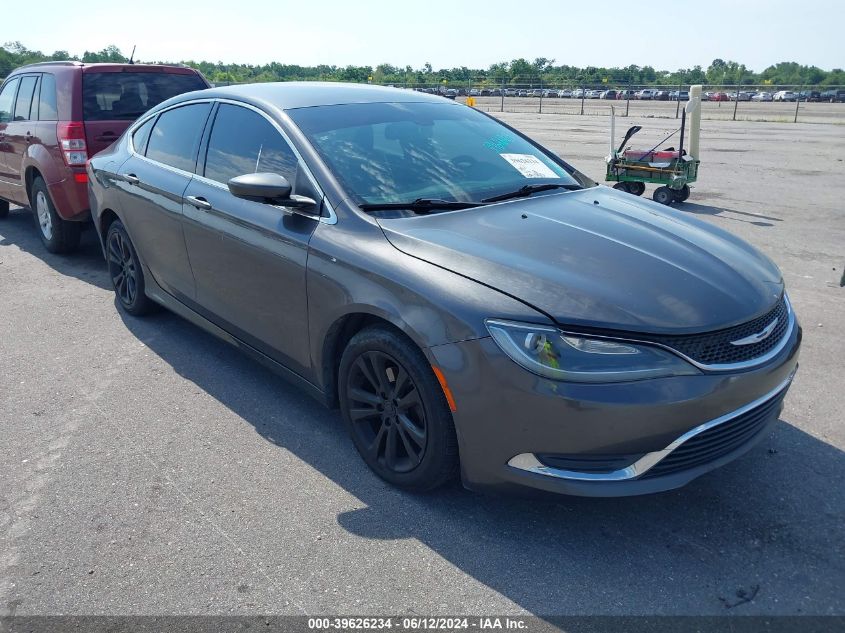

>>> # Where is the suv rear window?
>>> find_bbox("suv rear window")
[82,71,207,121]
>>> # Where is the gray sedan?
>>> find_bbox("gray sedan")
[87,83,800,496]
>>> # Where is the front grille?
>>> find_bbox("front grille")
[639,296,789,366]
[639,387,787,479]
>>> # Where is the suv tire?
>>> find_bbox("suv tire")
[31,177,81,254]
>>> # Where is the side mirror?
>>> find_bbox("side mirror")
[227,172,316,209]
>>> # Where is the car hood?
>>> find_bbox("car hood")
[377,187,784,335]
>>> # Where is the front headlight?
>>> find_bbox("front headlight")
[485,319,699,383]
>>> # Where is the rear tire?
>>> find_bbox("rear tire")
[0,199,9,219]
[653,186,674,206]
[628,182,645,196]
[105,220,156,316]
[612,182,631,193]
[339,326,459,491]
[31,177,81,253]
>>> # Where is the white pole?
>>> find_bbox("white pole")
[688,85,702,160]
[609,105,616,160]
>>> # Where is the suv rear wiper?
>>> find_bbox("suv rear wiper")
[359,198,486,214]
[482,183,582,203]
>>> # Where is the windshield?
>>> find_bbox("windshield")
[288,101,586,206]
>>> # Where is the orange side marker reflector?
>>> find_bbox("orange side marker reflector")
[432,366,457,412]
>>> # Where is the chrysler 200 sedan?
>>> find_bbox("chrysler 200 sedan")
[87,83,801,496]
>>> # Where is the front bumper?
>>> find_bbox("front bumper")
[428,319,801,497]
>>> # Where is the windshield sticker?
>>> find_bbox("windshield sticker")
[484,133,513,152]
[499,154,560,179]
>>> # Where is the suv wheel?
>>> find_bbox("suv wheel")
[339,327,459,491]
[105,220,156,316]
[0,199,9,219]
[31,177,81,253]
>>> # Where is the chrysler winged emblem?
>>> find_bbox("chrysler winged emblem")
[730,318,779,346]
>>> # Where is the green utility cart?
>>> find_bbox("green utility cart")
[605,86,703,205]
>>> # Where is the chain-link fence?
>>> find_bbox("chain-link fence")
[377,79,845,124]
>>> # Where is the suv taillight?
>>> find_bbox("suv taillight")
[57,122,88,166]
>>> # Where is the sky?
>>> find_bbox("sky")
[4,0,843,72]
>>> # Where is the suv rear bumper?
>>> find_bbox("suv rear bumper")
[47,174,90,221]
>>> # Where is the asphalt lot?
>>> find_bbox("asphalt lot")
[0,112,843,618]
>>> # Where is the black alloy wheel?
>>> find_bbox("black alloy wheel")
[105,220,156,316]
[346,350,428,474]
[339,327,458,490]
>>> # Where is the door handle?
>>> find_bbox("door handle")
[25,131,33,142]
[185,195,212,210]
[123,173,140,185]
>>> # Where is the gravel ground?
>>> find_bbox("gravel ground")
[0,113,843,618]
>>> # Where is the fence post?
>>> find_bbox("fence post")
[733,82,740,121]
[580,87,585,115]
[626,80,631,117]
[794,85,802,123]
[539,78,543,114]
[501,77,505,112]
[675,82,681,118]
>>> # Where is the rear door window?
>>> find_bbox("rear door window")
[0,78,20,124]
[13,75,38,121]
[203,104,298,185]
[83,72,208,121]
[145,103,211,172]
[132,117,155,155]
[37,74,58,121]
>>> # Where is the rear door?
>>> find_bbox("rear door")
[181,102,320,375]
[82,68,209,156]
[114,101,212,301]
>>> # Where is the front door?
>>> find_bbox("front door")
[181,103,318,376]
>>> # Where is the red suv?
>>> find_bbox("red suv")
[0,61,210,252]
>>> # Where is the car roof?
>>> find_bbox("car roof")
[163,81,456,112]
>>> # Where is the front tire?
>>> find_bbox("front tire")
[673,184,691,202]
[339,327,459,491]
[105,220,156,316]
[0,199,9,219]
[31,177,81,253]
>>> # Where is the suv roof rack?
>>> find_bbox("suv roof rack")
[16,60,85,70]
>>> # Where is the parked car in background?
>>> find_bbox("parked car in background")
[653,90,670,101]
[798,90,821,102]
[821,89,845,102]
[669,90,690,101]
[635,89,655,100]
[751,92,774,102]
[572,88,585,98]
[542,89,558,98]
[774,90,797,102]
[599,89,617,99]
[557,89,572,98]
[710,92,730,102]
[616,89,636,100]
[0,60,209,252]
[88,82,801,497]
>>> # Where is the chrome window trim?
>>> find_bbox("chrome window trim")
[507,367,797,482]
[124,97,336,225]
